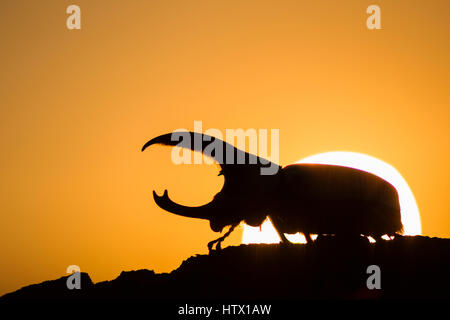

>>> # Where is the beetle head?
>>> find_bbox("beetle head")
[143,131,281,232]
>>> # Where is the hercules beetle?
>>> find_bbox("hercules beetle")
[142,131,403,251]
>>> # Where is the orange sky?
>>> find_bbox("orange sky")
[0,0,449,296]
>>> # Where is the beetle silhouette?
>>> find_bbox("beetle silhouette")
[142,131,403,251]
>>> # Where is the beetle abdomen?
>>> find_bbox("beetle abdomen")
[275,164,403,237]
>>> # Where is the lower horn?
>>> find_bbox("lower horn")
[153,190,212,220]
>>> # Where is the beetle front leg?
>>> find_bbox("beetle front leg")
[207,239,217,252]
[208,224,238,252]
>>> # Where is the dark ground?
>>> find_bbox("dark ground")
[1,235,449,302]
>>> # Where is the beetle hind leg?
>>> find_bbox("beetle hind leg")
[277,229,291,245]
[303,233,313,243]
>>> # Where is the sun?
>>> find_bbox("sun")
[242,151,421,244]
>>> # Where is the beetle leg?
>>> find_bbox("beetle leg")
[208,224,238,252]
[268,216,292,245]
[304,233,312,243]
[276,229,291,244]
[207,239,216,252]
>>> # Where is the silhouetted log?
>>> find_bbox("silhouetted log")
[1,236,449,301]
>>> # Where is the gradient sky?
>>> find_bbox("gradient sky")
[0,0,449,296]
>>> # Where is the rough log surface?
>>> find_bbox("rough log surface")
[1,236,449,301]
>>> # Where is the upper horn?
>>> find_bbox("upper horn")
[141,131,277,172]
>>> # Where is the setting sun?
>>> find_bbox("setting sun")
[242,152,421,244]
[1,1,449,301]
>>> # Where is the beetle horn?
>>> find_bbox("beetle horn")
[141,131,239,167]
[141,131,276,171]
[153,190,215,220]
[142,131,281,222]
